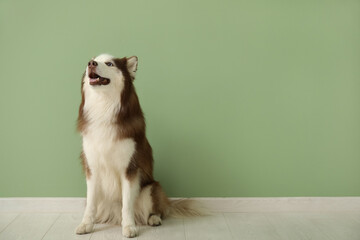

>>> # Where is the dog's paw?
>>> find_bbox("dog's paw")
[75,222,94,235]
[148,214,162,226]
[122,225,138,238]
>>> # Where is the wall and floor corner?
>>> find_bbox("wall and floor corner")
[0,1,359,198]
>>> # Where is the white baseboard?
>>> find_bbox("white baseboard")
[197,197,360,213]
[0,197,359,213]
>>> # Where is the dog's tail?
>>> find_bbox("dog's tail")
[167,198,209,218]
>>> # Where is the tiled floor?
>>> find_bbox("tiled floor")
[0,212,359,240]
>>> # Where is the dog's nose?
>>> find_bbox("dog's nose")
[88,60,98,68]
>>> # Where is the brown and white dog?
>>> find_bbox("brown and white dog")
[76,54,201,238]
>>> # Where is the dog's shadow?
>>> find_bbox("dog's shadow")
[92,224,115,233]
[92,217,187,236]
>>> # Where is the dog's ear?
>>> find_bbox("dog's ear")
[127,56,138,79]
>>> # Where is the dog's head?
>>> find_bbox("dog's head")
[78,53,142,133]
[82,53,138,92]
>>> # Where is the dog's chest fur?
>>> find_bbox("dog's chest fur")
[82,88,135,173]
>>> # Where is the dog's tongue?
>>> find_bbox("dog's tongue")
[89,78,100,85]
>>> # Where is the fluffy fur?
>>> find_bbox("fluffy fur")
[76,54,202,238]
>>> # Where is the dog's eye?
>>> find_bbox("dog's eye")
[105,62,114,67]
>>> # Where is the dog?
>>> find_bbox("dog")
[75,54,202,238]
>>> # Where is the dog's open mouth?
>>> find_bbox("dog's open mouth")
[88,72,110,86]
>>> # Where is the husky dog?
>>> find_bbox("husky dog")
[76,54,200,238]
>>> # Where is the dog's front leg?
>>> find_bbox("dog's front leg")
[76,174,98,234]
[121,174,140,238]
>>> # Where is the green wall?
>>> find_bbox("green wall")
[0,0,359,197]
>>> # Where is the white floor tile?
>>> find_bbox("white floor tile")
[0,211,358,240]
[138,218,185,240]
[0,213,59,240]
[42,213,91,240]
[224,213,282,240]
[300,212,360,240]
[184,214,232,240]
[0,213,19,233]
[264,213,329,240]
[91,223,136,240]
